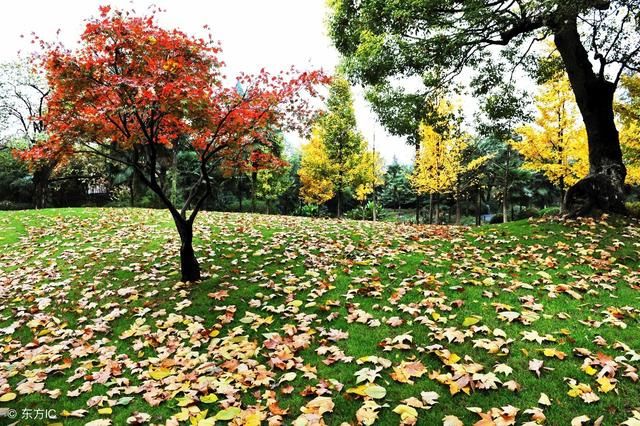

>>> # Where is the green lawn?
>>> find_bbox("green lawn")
[0,208,639,425]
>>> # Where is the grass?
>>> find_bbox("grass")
[0,208,639,425]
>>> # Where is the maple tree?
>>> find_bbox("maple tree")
[26,6,327,281]
[511,74,590,212]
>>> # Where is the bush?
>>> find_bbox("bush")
[514,207,539,220]
[0,200,32,211]
[294,204,328,217]
[626,201,640,218]
[489,214,504,224]
[345,201,387,221]
[537,206,561,217]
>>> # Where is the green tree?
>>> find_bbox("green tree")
[329,0,640,215]
[317,76,365,216]
[380,158,413,211]
[0,61,57,208]
[255,164,292,214]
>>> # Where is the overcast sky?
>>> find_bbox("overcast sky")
[0,0,414,164]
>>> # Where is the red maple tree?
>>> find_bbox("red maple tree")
[26,6,328,280]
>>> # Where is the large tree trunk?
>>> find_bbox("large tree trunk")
[455,195,461,225]
[171,146,179,206]
[251,171,257,213]
[32,165,53,209]
[554,18,627,217]
[173,215,201,282]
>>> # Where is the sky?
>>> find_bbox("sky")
[0,0,414,164]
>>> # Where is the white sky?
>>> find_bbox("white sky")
[0,0,414,165]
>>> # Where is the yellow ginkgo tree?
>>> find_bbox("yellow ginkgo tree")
[348,145,384,219]
[298,127,337,208]
[410,111,485,224]
[511,75,589,211]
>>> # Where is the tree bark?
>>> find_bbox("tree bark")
[475,187,482,226]
[32,165,53,209]
[171,146,179,206]
[455,195,461,225]
[251,171,257,213]
[502,147,511,223]
[554,17,627,216]
[173,215,201,282]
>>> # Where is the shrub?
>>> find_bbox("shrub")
[489,214,504,224]
[626,201,640,218]
[0,200,32,211]
[345,202,387,221]
[537,207,561,217]
[514,207,539,220]
[294,204,328,217]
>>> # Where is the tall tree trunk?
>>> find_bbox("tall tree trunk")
[502,147,511,223]
[172,215,201,282]
[171,146,179,206]
[415,143,421,224]
[428,193,433,224]
[455,195,461,225]
[337,188,343,217]
[32,166,52,209]
[435,194,440,224]
[559,177,566,214]
[475,187,482,226]
[236,176,243,212]
[554,17,626,216]
[129,175,135,207]
[251,171,257,213]
[372,190,377,222]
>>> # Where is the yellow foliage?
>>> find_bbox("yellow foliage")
[349,145,384,202]
[409,110,473,196]
[616,74,640,186]
[298,127,336,205]
[511,76,589,189]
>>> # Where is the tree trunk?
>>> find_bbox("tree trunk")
[32,166,53,209]
[455,196,461,225]
[435,194,440,224]
[559,177,566,214]
[372,190,377,222]
[428,193,433,224]
[173,216,201,282]
[337,188,343,217]
[251,171,257,213]
[236,176,243,212]
[475,187,482,226]
[554,17,626,216]
[171,146,179,206]
[129,175,135,207]
[502,147,511,223]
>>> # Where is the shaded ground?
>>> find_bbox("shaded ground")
[0,208,639,425]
